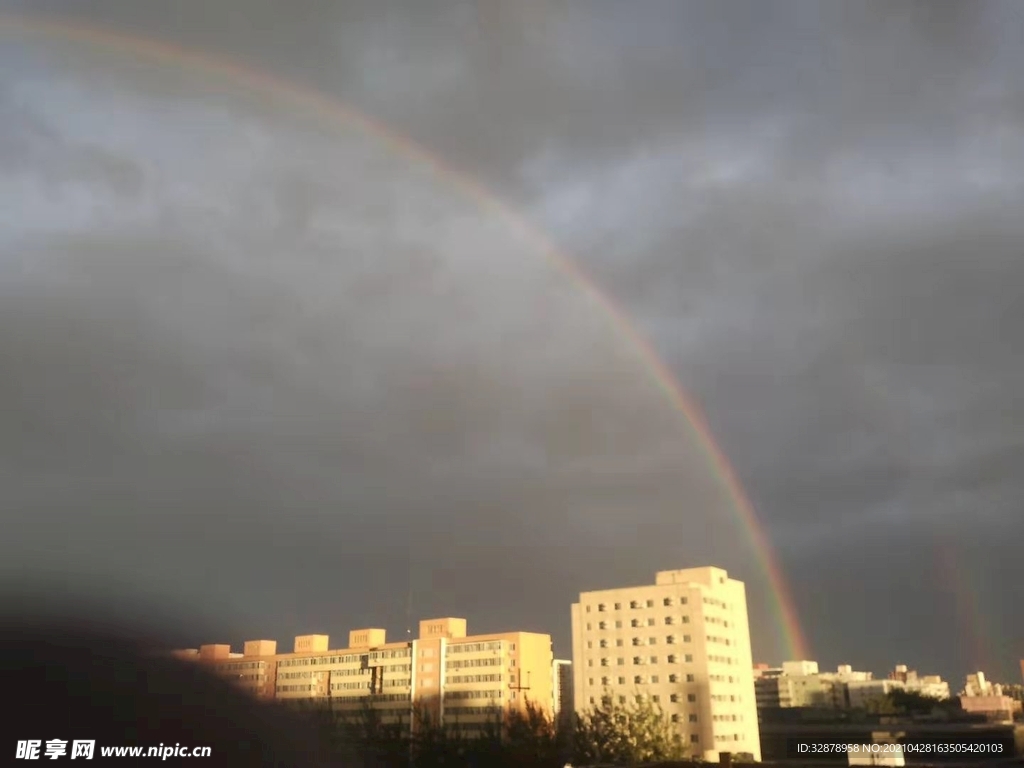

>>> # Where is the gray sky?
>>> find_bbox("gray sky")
[1,0,1022,684]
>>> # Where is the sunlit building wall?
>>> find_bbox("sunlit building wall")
[173,617,553,736]
[571,566,761,763]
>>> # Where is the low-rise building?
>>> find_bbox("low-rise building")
[754,662,876,711]
[960,671,1022,723]
[172,617,553,736]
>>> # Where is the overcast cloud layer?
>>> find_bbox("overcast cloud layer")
[1,0,1022,682]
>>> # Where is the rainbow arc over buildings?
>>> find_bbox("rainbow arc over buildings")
[0,13,809,661]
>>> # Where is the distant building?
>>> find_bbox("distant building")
[571,566,761,762]
[755,662,875,711]
[172,617,553,736]
[754,662,949,713]
[552,659,574,729]
[960,671,1022,723]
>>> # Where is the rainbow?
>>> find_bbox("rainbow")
[0,13,809,661]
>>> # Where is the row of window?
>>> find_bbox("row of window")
[330,679,415,691]
[710,693,742,703]
[446,673,504,684]
[278,685,315,692]
[589,654,695,667]
[446,657,502,669]
[592,673,697,686]
[445,706,503,716]
[587,597,690,612]
[334,664,411,676]
[216,661,265,671]
[370,649,412,660]
[443,690,502,701]
[448,641,506,654]
[587,620,694,632]
[592,692,696,707]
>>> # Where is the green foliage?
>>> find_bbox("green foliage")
[572,694,689,766]
[864,689,961,717]
[292,693,692,767]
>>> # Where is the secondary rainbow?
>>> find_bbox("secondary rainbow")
[0,13,810,661]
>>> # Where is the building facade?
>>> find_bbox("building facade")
[960,671,1022,722]
[552,659,574,730]
[173,617,553,735]
[570,566,761,762]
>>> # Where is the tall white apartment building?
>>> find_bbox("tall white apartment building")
[571,566,761,762]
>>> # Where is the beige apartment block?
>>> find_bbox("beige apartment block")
[172,617,553,736]
[571,566,761,762]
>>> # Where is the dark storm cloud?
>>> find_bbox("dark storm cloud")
[1,0,1022,682]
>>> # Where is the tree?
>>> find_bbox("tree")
[572,694,688,766]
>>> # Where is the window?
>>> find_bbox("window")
[617,658,625,666]
[690,735,699,744]
[635,695,644,704]
[600,658,608,667]
[665,617,674,625]
[588,678,594,685]
[670,694,679,703]
[633,656,642,665]
[598,603,606,612]
[683,635,691,642]
[614,602,621,610]
[631,619,640,628]
[618,676,626,684]
[689,714,698,723]
[666,635,675,644]
[663,597,672,606]
[651,675,660,683]
[652,694,660,703]
[587,660,593,667]
[670,714,680,723]
[646,599,654,607]
[687,694,696,702]
[601,676,609,685]
[634,676,643,684]
[599,640,608,648]
[668,674,678,683]
[616,639,623,647]
[598,621,607,630]
[647,618,656,626]
[630,600,639,609]
[648,638,657,645]
[586,641,592,649]
[682,616,690,623]
[667,654,677,663]
[685,655,693,662]
[586,623,591,631]
[686,674,695,682]
[618,696,626,705]
[586,605,591,613]
[649,656,658,664]
[680,597,688,605]
[632,638,641,646]
[615,621,622,628]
